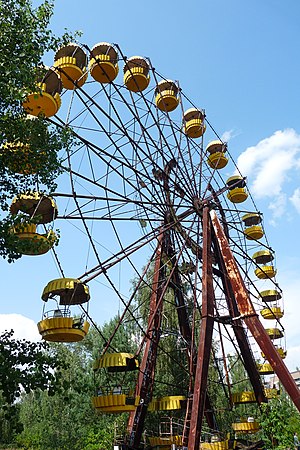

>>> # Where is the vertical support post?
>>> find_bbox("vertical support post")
[188,206,215,450]
[169,250,217,445]
[127,231,165,448]
[210,209,300,411]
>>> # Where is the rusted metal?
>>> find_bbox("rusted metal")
[127,231,165,448]
[168,250,194,447]
[167,243,218,444]
[169,253,193,352]
[210,209,300,411]
[188,206,215,450]
[212,238,267,404]
[217,321,233,407]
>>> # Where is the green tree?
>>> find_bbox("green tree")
[260,393,300,449]
[17,343,98,449]
[0,330,67,444]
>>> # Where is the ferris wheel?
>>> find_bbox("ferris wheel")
[10,41,300,450]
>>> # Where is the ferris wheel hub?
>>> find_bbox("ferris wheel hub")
[192,196,204,213]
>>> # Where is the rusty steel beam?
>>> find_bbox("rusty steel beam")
[169,254,192,347]
[210,209,300,412]
[212,240,267,404]
[188,207,215,450]
[169,254,218,443]
[127,232,165,448]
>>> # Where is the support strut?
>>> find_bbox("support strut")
[212,239,267,404]
[188,206,215,450]
[127,232,166,448]
[168,237,218,443]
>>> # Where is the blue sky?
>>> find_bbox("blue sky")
[1,0,300,376]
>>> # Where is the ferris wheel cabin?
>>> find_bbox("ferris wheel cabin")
[89,42,119,83]
[23,66,62,117]
[124,56,150,92]
[226,175,248,203]
[183,108,206,138]
[206,139,228,169]
[37,278,90,342]
[54,43,88,89]
[155,79,179,112]
[9,192,58,255]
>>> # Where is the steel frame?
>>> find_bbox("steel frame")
[187,207,300,450]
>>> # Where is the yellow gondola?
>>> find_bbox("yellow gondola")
[232,420,260,433]
[155,80,179,112]
[257,362,274,375]
[38,278,90,342]
[12,224,57,255]
[207,152,229,169]
[260,306,283,320]
[206,140,228,169]
[92,391,139,413]
[148,435,183,447]
[54,43,88,89]
[255,265,276,279]
[93,352,139,372]
[226,176,248,203]
[252,250,274,264]
[265,388,280,398]
[265,328,284,339]
[232,389,279,404]
[206,140,227,155]
[92,352,139,413]
[231,391,256,404]
[23,67,62,117]
[89,42,119,83]
[124,56,150,92]
[227,188,248,203]
[38,315,90,342]
[42,278,90,305]
[183,108,206,138]
[201,440,229,450]
[261,347,286,359]
[259,289,282,302]
[241,212,262,227]
[244,225,264,240]
[154,395,186,411]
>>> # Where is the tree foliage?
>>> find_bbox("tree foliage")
[15,326,120,449]
[0,330,67,443]
[260,394,300,449]
[0,330,67,405]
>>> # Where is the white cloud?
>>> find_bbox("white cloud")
[221,129,239,142]
[0,314,40,342]
[236,129,300,219]
[268,193,287,221]
[252,150,295,197]
[290,187,300,213]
